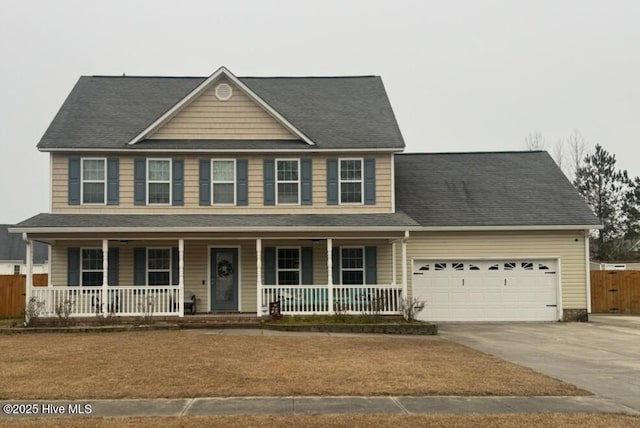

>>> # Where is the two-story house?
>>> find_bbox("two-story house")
[12,67,600,322]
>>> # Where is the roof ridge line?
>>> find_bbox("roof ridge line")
[398,150,546,155]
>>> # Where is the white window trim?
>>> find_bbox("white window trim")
[13,265,21,275]
[146,247,172,286]
[275,158,301,205]
[81,157,107,205]
[276,246,301,285]
[339,246,366,285]
[211,159,237,205]
[80,247,103,286]
[147,158,172,205]
[338,158,364,205]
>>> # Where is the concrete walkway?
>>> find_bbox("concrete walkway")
[1,395,635,418]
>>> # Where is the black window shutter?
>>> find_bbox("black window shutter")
[133,248,146,286]
[68,157,81,205]
[237,159,248,206]
[134,159,146,205]
[108,248,119,286]
[365,246,377,285]
[67,247,80,286]
[301,247,313,285]
[106,158,119,205]
[199,159,211,206]
[364,158,376,205]
[301,159,312,205]
[332,246,340,285]
[172,160,184,206]
[263,160,275,205]
[171,247,179,285]
[326,159,338,205]
[264,247,276,285]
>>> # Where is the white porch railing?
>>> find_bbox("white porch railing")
[31,286,180,317]
[261,285,403,315]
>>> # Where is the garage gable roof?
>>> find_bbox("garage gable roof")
[394,151,601,228]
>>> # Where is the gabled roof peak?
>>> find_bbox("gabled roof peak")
[127,66,315,146]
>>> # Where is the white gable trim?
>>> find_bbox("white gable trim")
[127,66,316,146]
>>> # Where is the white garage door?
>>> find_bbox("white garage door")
[412,259,558,322]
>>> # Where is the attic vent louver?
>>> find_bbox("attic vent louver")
[215,83,233,101]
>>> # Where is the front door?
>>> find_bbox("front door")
[210,248,239,311]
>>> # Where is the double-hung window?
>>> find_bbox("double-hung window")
[147,248,171,285]
[81,248,103,286]
[340,247,364,285]
[277,248,300,285]
[339,159,363,204]
[82,159,106,204]
[276,159,299,204]
[212,159,236,205]
[147,159,171,204]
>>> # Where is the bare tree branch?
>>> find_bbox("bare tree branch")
[567,129,589,181]
[524,130,546,151]
[552,139,565,175]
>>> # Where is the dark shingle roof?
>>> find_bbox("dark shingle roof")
[394,151,600,227]
[12,213,418,231]
[38,75,405,151]
[0,225,48,263]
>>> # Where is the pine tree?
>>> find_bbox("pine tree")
[622,177,640,254]
[573,145,629,260]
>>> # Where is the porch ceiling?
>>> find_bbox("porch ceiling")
[12,212,418,235]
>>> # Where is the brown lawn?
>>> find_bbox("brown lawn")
[0,330,587,399]
[1,414,639,428]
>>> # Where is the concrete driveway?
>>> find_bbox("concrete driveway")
[439,314,640,414]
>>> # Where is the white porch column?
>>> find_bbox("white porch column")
[178,239,185,317]
[24,236,32,309]
[401,231,409,299]
[391,240,397,286]
[327,238,334,314]
[256,239,262,317]
[102,239,109,316]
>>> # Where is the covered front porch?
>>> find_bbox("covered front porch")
[22,232,410,319]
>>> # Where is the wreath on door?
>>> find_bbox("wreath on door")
[217,260,233,277]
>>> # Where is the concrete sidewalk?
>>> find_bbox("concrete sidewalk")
[1,396,637,418]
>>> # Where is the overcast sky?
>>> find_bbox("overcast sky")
[1,0,639,223]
